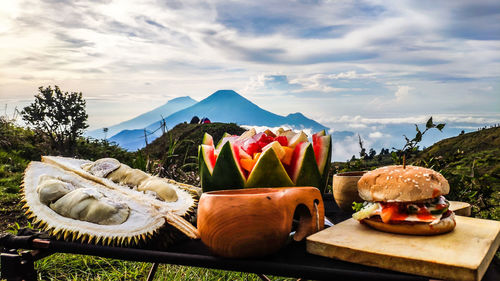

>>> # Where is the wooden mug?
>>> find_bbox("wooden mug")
[197,187,324,258]
[332,171,366,211]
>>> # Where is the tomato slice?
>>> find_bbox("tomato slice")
[380,203,408,223]
[416,206,435,221]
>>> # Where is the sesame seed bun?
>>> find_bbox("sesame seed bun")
[362,212,456,235]
[357,165,449,202]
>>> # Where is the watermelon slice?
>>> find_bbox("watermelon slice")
[202,133,214,146]
[312,130,325,145]
[312,130,332,193]
[207,141,245,192]
[199,144,216,174]
[215,133,236,150]
[198,129,331,193]
[246,147,294,188]
[289,142,321,188]
[312,130,331,176]
[198,145,215,189]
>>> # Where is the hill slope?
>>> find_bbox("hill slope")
[88,96,197,139]
[419,127,500,220]
[144,122,246,163]
[112,90,330,150]
[420,126,500,158]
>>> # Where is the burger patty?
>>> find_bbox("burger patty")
[364,210,453,225]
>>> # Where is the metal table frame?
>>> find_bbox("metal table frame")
[1,197,499,281]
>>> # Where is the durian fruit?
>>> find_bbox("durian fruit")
[41,156,200,220]
[22,162,166,246]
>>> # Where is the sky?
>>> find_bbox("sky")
[1,0,499,159]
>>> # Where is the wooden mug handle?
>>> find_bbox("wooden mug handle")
[282,187,324,241]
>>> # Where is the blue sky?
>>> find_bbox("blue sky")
[0,0,499,159]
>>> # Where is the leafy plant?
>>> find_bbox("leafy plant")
[391,117,445,164]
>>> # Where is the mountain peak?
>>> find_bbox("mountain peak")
[203,89,252,104]
[169,96,196,103]
[212,90,239,97]
[287,112,306,118]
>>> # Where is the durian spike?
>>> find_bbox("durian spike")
[164,212,200,239]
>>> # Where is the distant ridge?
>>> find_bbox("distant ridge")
[109,90,331,150]
[87,96,197,139]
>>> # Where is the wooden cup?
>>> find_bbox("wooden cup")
[332,171,366,211]
[197,187,324,258]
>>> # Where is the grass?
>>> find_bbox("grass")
[34,254,294,280]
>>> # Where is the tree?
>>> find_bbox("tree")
[22,85,88,154]
[358,134,366,159]
[368,148,376,159]
[103,127,109,139]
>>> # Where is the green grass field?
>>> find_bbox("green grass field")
[33,253,293,280]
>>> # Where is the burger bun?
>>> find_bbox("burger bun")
[358,165,449,202]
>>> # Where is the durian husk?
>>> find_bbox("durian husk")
[22,162,167,247]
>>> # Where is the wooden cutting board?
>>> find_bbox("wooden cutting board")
[450,201,472,216]
[307,216,500,281]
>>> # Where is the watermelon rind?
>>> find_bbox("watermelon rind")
[198,145,215,191]
[318,136,332,194]
[202,133,214,146]
[215,132,233,150]
[246,147,294,188]
[293,143,321,189]
[207,141,245,191]
[315,134,331,175]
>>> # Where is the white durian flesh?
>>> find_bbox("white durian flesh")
[23,162,168,245]
[42,156,199,216]
[49,188,130,225]
[36,176,75,205]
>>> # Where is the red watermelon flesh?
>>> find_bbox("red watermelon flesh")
[200,144,216,174]
[312,130,325,145]
[241,137,261,156]
[312,132,331,176]
[288,141,310,183]
[274,136,288,146]
[231,142,247,177]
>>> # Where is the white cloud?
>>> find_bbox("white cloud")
[0,0,498,131]
[394,85,412,102]
[332,134,375,162]
[320,114,500,126]
[368,131,384,139]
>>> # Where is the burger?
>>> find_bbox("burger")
[352,165,456,235]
